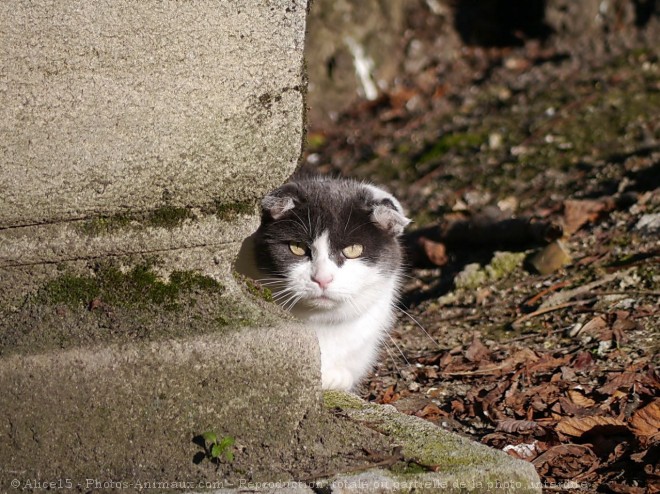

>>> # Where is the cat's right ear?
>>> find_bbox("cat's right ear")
[261,183,299,220]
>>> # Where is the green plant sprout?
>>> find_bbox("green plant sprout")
[199,431,235,465]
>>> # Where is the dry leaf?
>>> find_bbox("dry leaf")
[532,444,599,481]
[416,403,444,420]
[502,441,540,460]
[496,419,542,434]
[580,315,609,337]
[555,415,627,437]
[568,389,596,408]
[630,399,660,442]
[465,335,490,362]
[563,199,608,235]
[418,237,448,266]
[379,385,400,405]
[451,399,465,414]
[573,351,594,371]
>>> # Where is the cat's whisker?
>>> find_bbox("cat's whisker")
[343,205,354,233]
[283,294,303,312]
[272,289,297,303]
[346,220,373,236]
[290,210,310,235]
[381,341,404,378]
[307,208,313,237]
[387,333,411,367]
[256,280,289,287]
[396,304,441,349]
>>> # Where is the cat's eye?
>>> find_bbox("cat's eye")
[342,244,363,259]
[289,241,307,256]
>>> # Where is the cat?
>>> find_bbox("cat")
[252,177,410,391]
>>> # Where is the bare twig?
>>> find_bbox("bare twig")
[511,300,597,330]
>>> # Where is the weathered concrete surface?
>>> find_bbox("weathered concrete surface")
[1,323,321,486]
[0,0,306,226]
[0,0,316,488]
[321,391,542,494]
[0,209,259,310]
[196,391,541,493]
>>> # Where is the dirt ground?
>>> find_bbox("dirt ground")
[301,6,659,493]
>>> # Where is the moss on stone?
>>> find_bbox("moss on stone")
[324,389,366,410]
[76,206,193,236]
[77,214,133,235]
[145,206,194,228]
[233,272,274,303]
[485,251,527,279]
[41,262,223,311]
[77,200,253,237]
[323,391,540,491]
[455,252,526,290]
[212,200,256,221]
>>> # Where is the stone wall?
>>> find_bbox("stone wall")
[0,0,315,485]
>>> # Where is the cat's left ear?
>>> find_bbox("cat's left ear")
[371,203,410,236]
[364,184,411,236]
[261,183,300,220]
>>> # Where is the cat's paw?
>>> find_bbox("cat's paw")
[321,367,355,391]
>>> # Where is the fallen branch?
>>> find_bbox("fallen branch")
[511,300,596,330]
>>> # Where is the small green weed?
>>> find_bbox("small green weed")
[193,431,236,467]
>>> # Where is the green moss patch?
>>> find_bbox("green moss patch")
[77,200,254,236]
[41,262,223,311]
[77,214,133,235]
[145,206,194,229]
[454,251,526,290]
[211,200,256,221]
[323,391,540,491]
[232,272,275,303]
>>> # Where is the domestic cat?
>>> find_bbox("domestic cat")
[253,177,410,391]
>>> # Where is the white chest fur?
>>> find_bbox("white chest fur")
[312,285,396,391]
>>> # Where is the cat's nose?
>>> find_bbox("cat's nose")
[312,273,333,289]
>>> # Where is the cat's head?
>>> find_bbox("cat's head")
[254,178,410,321]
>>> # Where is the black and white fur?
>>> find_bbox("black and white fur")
[253,177,410,391]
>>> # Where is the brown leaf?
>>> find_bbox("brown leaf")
[560,396,587,416]
[563,199,608,235]
[532,444,599,481]
[573,351,594,371]
[496,419,543,434]
[599,372,638,396]
[568,389,596,408]
[604,483,646,494]
[526,354,571,375]
[415,403,444,420]
[555,415,627,438]
[418,237,448,266]
[597,362,658,396]
[630,399,660,442]
[465,334,490,363]
[378,385,400,405]
[580,315,609,338]
[451,399,465,414]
